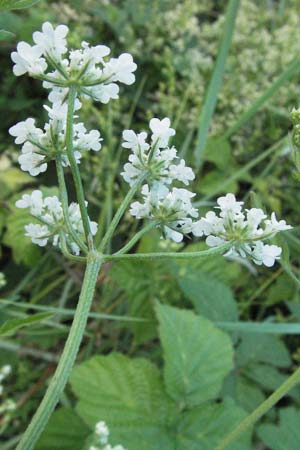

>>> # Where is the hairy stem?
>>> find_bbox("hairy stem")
[65,85,93,249]
[56,156,88,253]
[214,368,300,450]
[104,242,232,261]
[16,254,102,450]
[99,172,148,252]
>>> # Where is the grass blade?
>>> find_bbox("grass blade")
[194,0,240,168]
[216,321,300,334]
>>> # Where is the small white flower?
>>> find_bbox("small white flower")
[149,117,175,148]
[217,193,243,216]
[85,83,119,103]
[103,53,137,85]
[11,42,47,76]
[33,22,69,59]
[24,223,49,246]
[168,159,195,185]
[95,420,109,445]
[251,242,282,267]
[9,118,43,145]
[18,150,47,176]
[16,190,44,216]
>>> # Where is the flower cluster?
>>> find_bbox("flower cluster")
[16,190,97,254]
[192,193,292,267]
[11,22,137,106]
[122,117,194,187]
[122,118,196,242]
[9,114,102,176]
[89,420,125,450]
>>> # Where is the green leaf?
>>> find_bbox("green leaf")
[156,303,233,407]
[177,270,238,322]
[0,29,14,40]
[258,407,300,450]
[3,204,41,266]
[216,321,300,335]
[70,353,177,450]
[0,0,41,10]
[236,334,291,368]
[204,138,233,170]
[176,398,252,450]
[194,0,240,167]
[0,312,52,336]
[36,408,91,450]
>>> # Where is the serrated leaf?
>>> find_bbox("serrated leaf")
[70,353,177,450]
[0,29,14,40]
[176,398,252,450]
[258,407,300,450]
[36,408,91,450]
[0,0,41,10]
[177,270,238,322]
[156,303,233,407]
[0,312,52,336]
[236,334,291,368]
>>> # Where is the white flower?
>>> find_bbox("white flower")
[130,184,198,242]
[103,53,137,85]
[264,212,292,236]
[217,193,243,217]
[9,118,43,144]
[16,190,97,254]
[16,190,44,216]
[11,42,47,76]
[18,148,47,176]
[149,117,175,148]
[95,420,109,445]
[168,159,195,185]
[24,223,49,246]
[192,193,292,267]
[121,119,194,187]
[33,22,69,59]
[84,83,119,104]
[122,130,149,153]
[251,242,282,267]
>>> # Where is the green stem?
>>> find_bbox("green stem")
[114,221,160,255]
[99,173,148,252]
[56,156,88,253]
[16,254,102,450]
[104,242,232,261]
[59,231,87,263]
[214,368,300,450]
[65,85,93,249]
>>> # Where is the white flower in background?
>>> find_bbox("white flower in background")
[33,22,68,60]
[9,112,102,176]
[11,42,47,76]
[121,118,194,187]
[89,421,126,450]
[130,184,198,242]
[11,22,137,105]
[16,190,97,254]
[95,421,109,445]
[192,193,292,267]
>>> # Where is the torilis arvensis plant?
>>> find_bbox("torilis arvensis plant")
[9,22,292,449]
